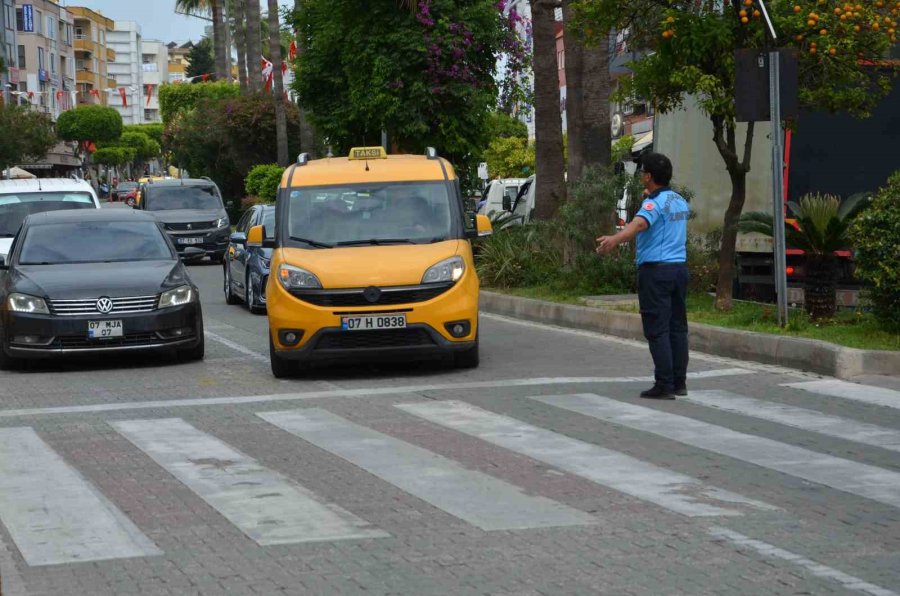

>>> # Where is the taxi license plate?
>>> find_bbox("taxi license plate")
[178,237,203,245]
[88,320,123,339]
[341,314,407,331]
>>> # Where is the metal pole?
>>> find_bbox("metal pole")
[769,50,788,327]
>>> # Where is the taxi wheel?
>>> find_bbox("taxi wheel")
[453,335,480,369]
[224,265,240,305]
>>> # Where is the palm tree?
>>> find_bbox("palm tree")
[530,0,567,220]
[234,0,249,92]
[175,0,229,81]
[738,193,869,320]
[561,0,585,181]
[246,0,263,91]
[267,0,289,166]
[580,34,611,169]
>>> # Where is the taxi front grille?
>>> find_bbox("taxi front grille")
[49,295,159,316]
[314,329,434,350]
[291,283,452,307]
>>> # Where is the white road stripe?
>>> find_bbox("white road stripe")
[782,380,900,410]
[204,330,267,363]
[0,427,161,566]
[684,390,900,453]
[396,401,774,518]
[709,527,898,596]
[259,408,595,531]
[532,394,900,509]
[111,418,387,545]
[0,369,754,419]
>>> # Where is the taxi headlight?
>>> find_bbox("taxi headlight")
[278,264,322,290]
[422,256,465,284]
[215,217,229,229]
[7,293,49,314]
[158,286,194,309]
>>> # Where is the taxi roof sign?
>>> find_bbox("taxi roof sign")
[349,147,387,160]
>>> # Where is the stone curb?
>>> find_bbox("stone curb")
[480,291,900,379]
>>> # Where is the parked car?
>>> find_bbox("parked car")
[0,209,204,369]
[135,178,231,262]
[224,204,274,314]
[477,178,528,216]
[112,181,139,205]
[0,178,102,261]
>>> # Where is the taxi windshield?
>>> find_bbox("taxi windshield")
[286,182,453,247]
[0,192,95,237]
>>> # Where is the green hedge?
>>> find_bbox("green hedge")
[244,164,285,203]
[158,81,240,125]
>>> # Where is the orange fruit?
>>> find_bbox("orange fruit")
[854,24,861,31]
[834,7,842,14]
[808,18,817,26]
[741,15,750,23]
[794,4,802,12]
[795,33,805,40]
[820,28,828,34]
[745,0,753,5]
[876,0,884,6]
[809,46,818,53]
[872,21,880,29]
[829,47,837,54]
[753,9,761,16]
[855,3,861,9]
[739,9,747,16]
[666,16,675,23]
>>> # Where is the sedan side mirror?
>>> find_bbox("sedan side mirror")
[226,201,235,209]
[229,231,247,245]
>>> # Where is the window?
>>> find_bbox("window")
[91,26,97,43]
[19,221,174,265]
[75,26,83,39]
[4,3,13,30]
[37,47,44,71]
[34,10,41,35]
[92,58,98,72]
[557,49,564,70]
[15,7,22,31]
[46,16,54,39]
[65,24,73,45]
[16,44,24,68]
[50,52,56,73]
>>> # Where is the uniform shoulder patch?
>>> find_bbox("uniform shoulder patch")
[643,201,655,211]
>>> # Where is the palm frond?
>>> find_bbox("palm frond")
[798,193,841,238]
[736,211,774,236]
[837,191,873,221]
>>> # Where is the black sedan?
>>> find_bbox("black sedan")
[224,204,274,314]
[0,209,204,369]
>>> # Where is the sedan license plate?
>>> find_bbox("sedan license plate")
[177,237,204,245]
[88,320,123,339]
[341,314,407,331]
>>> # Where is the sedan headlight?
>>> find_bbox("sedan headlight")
[158,286,195,309]
[422,256,465,284]
[278,264,322,290]
[215,217,229,228]
[7,293,49,314]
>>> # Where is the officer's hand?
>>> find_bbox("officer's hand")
[595,235,617,255]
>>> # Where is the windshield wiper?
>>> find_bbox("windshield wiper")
[335,238,415,246]
[289,236,334,248]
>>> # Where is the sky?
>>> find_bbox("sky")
[55,0,295,45]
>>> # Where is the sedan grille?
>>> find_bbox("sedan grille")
[291,283,453,307]
[51,333,187,349]
[49,295,159,316]
[165,221,218,231]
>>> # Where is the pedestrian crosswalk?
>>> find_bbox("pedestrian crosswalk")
[0,377,898,588]
[783,379,900,410]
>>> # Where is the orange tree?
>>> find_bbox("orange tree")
[571,0,898,310]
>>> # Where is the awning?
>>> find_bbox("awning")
[1,166,37,179]
[632,131,653,152]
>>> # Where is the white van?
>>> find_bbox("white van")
[477,178,529,216]
[0,179,101,259]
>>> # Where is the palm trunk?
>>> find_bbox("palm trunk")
[804,255,838,320]
[246,0,263,91]
[561,0,584,182]
[294,0,315,155]
[234,0,249,92]
[267,0,289,166]
[580,33,611,169]
[223,0,234,83]
[211,0,229,81]
[531,0,567,220]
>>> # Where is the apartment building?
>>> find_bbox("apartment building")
[107,21,141,123]
[141,39,167,123]
[68,5,114,106]
[166,40,191,83]
[13,0,76,118]
[1,0,17,106]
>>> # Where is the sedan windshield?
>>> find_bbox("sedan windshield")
[144,186,222,211]
[287,182,453,247]
[0,192,95,237]
[18,221,173,265]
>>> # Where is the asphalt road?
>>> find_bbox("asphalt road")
[1,260,899,596]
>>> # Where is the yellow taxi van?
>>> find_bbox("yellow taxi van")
[247,146,492,377]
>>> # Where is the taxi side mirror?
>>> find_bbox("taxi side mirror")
[248,225,275,248]
[476,214,493,237]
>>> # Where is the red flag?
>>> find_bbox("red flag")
[261,57,274,91]
[56,90,64,101]
[119,87,127,108]
[90,88,100,98]
[27,91,34,101]
[288,40,297,61]
[146,84,153,106]
[281,61,288,76]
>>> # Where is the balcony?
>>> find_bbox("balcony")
[74,38,94,54]
[106,48,115,62]
[107,78,117,88]
[76,71,96,85]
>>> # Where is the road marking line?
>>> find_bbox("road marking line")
[0,369,754,419]
[258,408,596,531]
[782,380,900,410]
[0,427,162,566]
[684,390,900,453]
[111,418,387,545]
[396,400,774,517]
[531,394,900,509]
[204,330,267,363]
[709,527,898,596]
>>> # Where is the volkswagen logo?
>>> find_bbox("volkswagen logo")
[95,297,114,314]
[363,286,382,304]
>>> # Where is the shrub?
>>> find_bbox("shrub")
[483,137,535,179]
[847,172,900,331]
[556,165,628,254]
[687,230,721,294]
[245,164,285,203]
[158,81,240,125]
[476,224,561,288]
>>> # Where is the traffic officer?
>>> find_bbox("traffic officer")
[596,152,690,399]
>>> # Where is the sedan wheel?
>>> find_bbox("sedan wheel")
[224,264,240,305]
[247,273,265,314]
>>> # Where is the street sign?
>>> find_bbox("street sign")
[477,162,488,180]
[22,5,34,32]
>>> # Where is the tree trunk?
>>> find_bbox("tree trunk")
[561,0,584,182]
[211,0,229,82]
[804,255,837,320]
[531,0,567,220]
[580,33,611,169]
[223,0,234,83]
[294,0,316,155]
[234,0,249,92]
[246,0,263,91]
[267,0,289,166]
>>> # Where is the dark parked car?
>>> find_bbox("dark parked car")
[224,204,274,314]
[136,178,231,262]
[0,209,204,369]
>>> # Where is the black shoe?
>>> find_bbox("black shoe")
[640,385,675,400]
[674,382,687,396]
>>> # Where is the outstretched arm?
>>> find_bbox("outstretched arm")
[595,216,649,255]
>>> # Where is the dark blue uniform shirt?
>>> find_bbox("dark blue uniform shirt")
[634,187,690,265]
